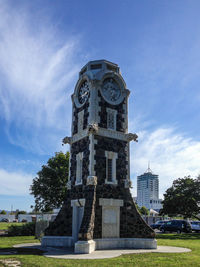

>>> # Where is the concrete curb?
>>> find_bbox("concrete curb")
[13,243,191,259]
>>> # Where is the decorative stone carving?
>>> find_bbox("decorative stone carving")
[126,133,138,142]
[99,198,124,207]
[62,136,72,145]
[87,123,99,135]
[124,179,132,188]
[67,180,71,190]
[106,108,117,130]
[87,176,97,186]
[78,110,85,133]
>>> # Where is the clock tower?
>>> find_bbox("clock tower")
[43,60,156,253]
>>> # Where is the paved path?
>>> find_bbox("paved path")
[13,243,191,260]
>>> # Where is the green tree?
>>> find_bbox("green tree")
[160,175,200,219]
[139,206,149,216]
[134,203,149,215]
[15,210,27,219]
[0,210,6,215]
[30,152,69,212]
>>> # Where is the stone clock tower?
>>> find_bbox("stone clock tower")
[43,60,156,253]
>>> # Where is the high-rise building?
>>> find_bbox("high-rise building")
[137,164,162,211]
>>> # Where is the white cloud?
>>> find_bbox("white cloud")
[0,3,83,154]
[130,127,200,198]
[0,168,33,196]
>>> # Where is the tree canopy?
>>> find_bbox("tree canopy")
[0,210,6,215]
[135,203,149,216]
[15,210,27,219]
[160,175,200,219]
[139,206,149,216]
[30,151,69,212]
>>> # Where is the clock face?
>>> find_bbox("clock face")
[78,81,89,104]
[102,78,121,103]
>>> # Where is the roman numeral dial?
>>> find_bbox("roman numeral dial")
[78,81,89,104]
[102,78,122,104]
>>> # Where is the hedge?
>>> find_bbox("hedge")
[7,222,35,236]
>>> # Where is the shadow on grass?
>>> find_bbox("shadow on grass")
[0,247,44,256]
[156,233,200,240]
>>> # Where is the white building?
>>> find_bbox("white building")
[18,213,57,223]
[0,214,15,222]
[137,165,162,211]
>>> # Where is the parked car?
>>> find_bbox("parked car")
[1,218,9,222]
[190,221,200,232]
[150,220,169,230]
[160,220,192,234]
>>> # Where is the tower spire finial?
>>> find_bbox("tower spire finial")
[145,161,152,173]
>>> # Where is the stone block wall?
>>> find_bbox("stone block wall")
[45,134,154,239]
[44,60,154,241]
[72,101,89,135]
[93,187,154,239]
[92,135,154,238]
[70,137,90,186]
[45,136,90,236]
[45,101,153,240]
[78,186,96,240]
[94,135,128,185]
[46,185,154,239]
[98,91,125,133]
[45,185,97,239]
[45,194,72,236]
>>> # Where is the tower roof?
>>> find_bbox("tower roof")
[79,59,120,77]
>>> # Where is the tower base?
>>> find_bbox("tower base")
[41,236,74,248]
[95,238,157,250]
[42,236,157,254]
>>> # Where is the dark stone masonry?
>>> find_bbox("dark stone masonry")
[94,136,128,186]
[44,60,156,251]
[45,133,155,239]
[72,100,89,135]
[98,90,126,133]
[70,137,90,186]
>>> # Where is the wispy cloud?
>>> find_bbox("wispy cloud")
[0,168,33,196]
[0,2,83,154]
[130,127,200,198]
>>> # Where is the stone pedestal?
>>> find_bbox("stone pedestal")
[75,240,96,254]
[95,238,157,250]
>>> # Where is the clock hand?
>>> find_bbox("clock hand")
[81,91,88,98]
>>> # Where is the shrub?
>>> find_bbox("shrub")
[7,222,35,236]
[35,220,49,240]
[0,210,7,215]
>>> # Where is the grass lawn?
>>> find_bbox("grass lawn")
[0,223,25,230]
[0,233,200,267]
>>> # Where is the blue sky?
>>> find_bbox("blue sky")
[0,0,200,211]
